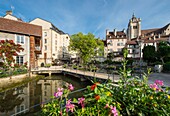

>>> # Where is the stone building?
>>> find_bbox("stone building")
[0,11,42,68]
[30,18,70,66]
[106,29,127,60]
[105,14,170,60]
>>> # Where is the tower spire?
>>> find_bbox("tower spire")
[132,12,135,18]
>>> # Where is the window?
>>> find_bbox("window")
[117,43,120,46]
[45,45,47,50]
[55,40,57,45]
[16,56,23,65]
[44,39,47,44]
[44,91,47,96]
[44,32,47,37]
[55,46,57,51]
[21,105,24,111]
[117,48,122,52]
[16,105,25,113]
[117,42,124,46]
[133,26,137,29]
[16,35,24,44]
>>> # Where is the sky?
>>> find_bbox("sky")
[0,0,170,39]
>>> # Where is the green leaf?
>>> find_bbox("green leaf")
[94,87,98,94]
[126,107,131,116]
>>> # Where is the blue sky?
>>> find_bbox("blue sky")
[0,0,170,39]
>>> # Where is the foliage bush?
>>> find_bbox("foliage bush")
[0,68,27,78]
[72,65,77,69]
[41,49,170,115]
[63,64,67,68]
[45,63,51,67]
[163,62,170,72]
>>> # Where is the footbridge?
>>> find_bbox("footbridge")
[31,66,120,82]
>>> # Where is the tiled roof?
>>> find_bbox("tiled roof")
[141,23,170,36]
[0,17,42,37]
[107,31,127,39]
[141,28,160,35]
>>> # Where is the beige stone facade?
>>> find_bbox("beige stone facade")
[30,18,70,66]
[105,29,127,61]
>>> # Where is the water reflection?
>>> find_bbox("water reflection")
[0,85,28,116]
[37,79,68,103]
[0,74,90,115]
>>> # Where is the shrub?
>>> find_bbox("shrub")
[163,62,170,72]
[72,65,77,69]
[45,63,51,68]
[63,64,67,68]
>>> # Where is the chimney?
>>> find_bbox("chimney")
[106,29,109,35]
[158,34,160,38]
[6,10,12,15]
[122,28,126,33]
[114,28,117,36]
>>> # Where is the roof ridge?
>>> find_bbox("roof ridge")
[0,17,42,28]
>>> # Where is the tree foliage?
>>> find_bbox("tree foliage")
[157,41,170,64]
[0,39,24,69]
[142,45,156,64]
[69,32,104,64]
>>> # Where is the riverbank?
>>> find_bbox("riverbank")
[0,73,44,92]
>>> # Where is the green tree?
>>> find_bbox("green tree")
[157,41,170,64]
[69,32,104,64]
[142,45,156,64]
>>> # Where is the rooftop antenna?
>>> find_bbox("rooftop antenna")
[11,5,15,13]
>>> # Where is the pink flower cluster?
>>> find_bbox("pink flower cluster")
[78,97,85,108]
[150,80,164,91]
[155,80,164,86]
[54,88,63,97]
[65,99,75,112]
[104,104,118,116]
[54,84,74,98]
[68,84,74,91]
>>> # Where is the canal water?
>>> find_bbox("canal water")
[0,74,91,116]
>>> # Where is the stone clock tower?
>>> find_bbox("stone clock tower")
[127,14,141,39]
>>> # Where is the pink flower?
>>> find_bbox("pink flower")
[155,80,164,86]
[65,99,75,113]
[54,88,63,97]
[78,97,85,108]
[104,104,109,108]
[150,83,158,90]
[68,84,74,91]
[110,105,118,116]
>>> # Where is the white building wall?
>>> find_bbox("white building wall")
[0,32,30,67]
